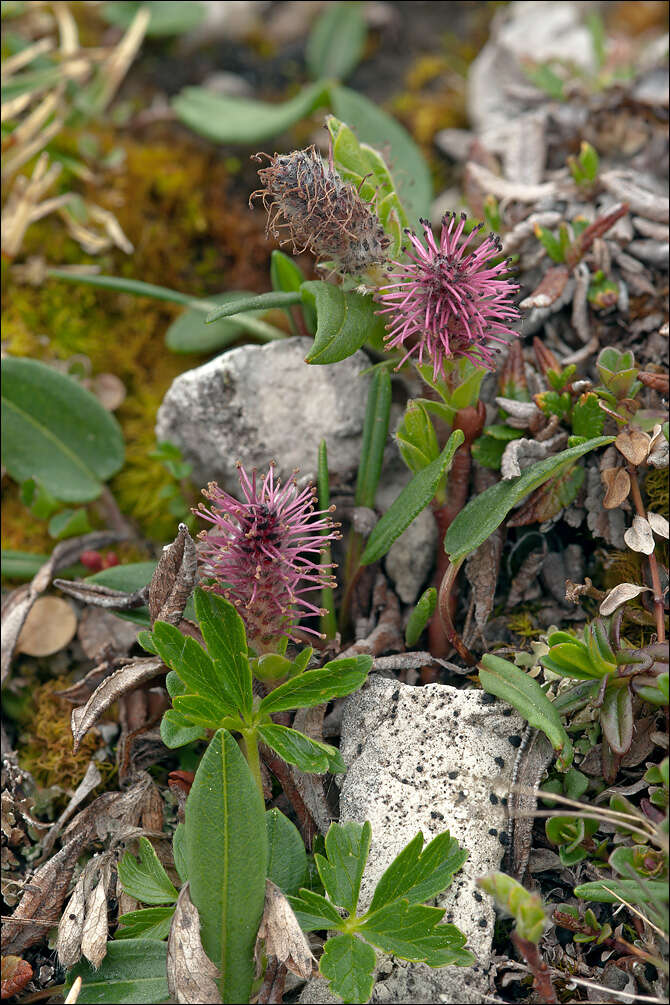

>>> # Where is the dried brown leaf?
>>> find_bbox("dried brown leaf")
[565,202,630,269]
[15,595,77,657]
[519,266,569,310]
[648,511,669,539]
[599,583,652,617]
[615,429,650,465]
[624,516,656,555]
[80,868,110,969]
[57,873,87,968]
[2,834,85,955]
[54,579,149,610]
[167,884,222,1004]
[601,467,631,509]
[149,524,197,627]
[600,172,668,223]
[70,657,164,753]
[63,774,155,844]
[465,531,503,629]
[40,761,102,861]
[0,956,33,998]
[257,881,316,980]
[638,370,669,394]
[77,607,139,661]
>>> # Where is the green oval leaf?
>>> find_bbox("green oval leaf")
[444,437,615,563]
[600,683,633,755]
[2,357,125,502]
[266,808,308,896]
[479,654,572,766]
[172,82,329,144]
[185,729,268,1004]
[361,430,464,566]
[306,2,367,82]
[302,282,386,364]
[63,939,168,1004]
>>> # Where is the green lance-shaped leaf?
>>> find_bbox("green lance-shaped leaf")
[2,357,125,502]
[320,933,376,1005]
[573,879,669,905]
[329,85,432,222]
[405,587,437,647]
[316,821,372,915]
[63,938,168,1004]
[257,723,346,775]
[444,436,615,563]
[477,872,546,944]
[205,290,302,324]
[185,729,268,1004]
[318,440,337,639]
[288,888,346,932]
[600,682,634,755]
[479,654,573,768]
[117,837,179,905]
[355,369,392,508]
[46,267,215,309]
[172,81,330,144]
[306,3,368,82]
[326,114,407,256]
[361,430,464,565]
[302,283,387,365]
[194,588,253,720]
[368,830,468,912]
[259,655,372,716]
[166,292,285,354]
[103,1,207,36]
[266,809,308,897]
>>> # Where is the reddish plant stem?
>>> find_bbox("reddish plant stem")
[437,558,477,665]
[257,958,288,1004]
[425,402,486,672]
[627,464,666,643]
[511,932,558,1004]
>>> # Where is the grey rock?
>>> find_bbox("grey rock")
[385,507,437,605]
[300,677,523,1003]
[155,338,371,492]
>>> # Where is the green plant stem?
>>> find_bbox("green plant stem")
[338,529,364,636]
[627,465,666,643]
[241,730,264,798]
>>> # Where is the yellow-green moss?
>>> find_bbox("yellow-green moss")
[18,679,112,791]
[644,466,669,520]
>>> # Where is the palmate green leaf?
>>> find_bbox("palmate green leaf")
[151,620,241,716]
[479,654,572,768]
[288,887,346,932]
[2,357,124,502]
[118,837,179,905]
[361,431,464,565]
[160,708,206,749]
[320,933,376,1005]
[329,85,432,222]
[115,906,175,941]
[369,831,468,912]
[266,808,308,896]
[258,723,346,774]
[444,436,614,562]
[317,821,371,915]
[258,655,372,715]
[358,901,470,964]
[185,729,268,1004]
[306,3,367,82]
[63,939,168,1004]
[172,82,330,144]
[194,588,252,720]
[166,292,285,353]
[302,282,387,364]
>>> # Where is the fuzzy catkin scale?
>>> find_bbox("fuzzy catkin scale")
[250,146,390,274]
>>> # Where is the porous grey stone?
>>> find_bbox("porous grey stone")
[300,676,523,1004]
[155,338,371,492]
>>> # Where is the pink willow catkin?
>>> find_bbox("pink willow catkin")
[196,463,339,652]
[377,212,520,379]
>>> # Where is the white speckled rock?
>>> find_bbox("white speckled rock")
[384,507,437,605]
[155,338,371,492]
[300,676,524,1004]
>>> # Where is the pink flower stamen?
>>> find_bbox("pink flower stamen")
[195,463,340,653]
[376,213,520,380]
